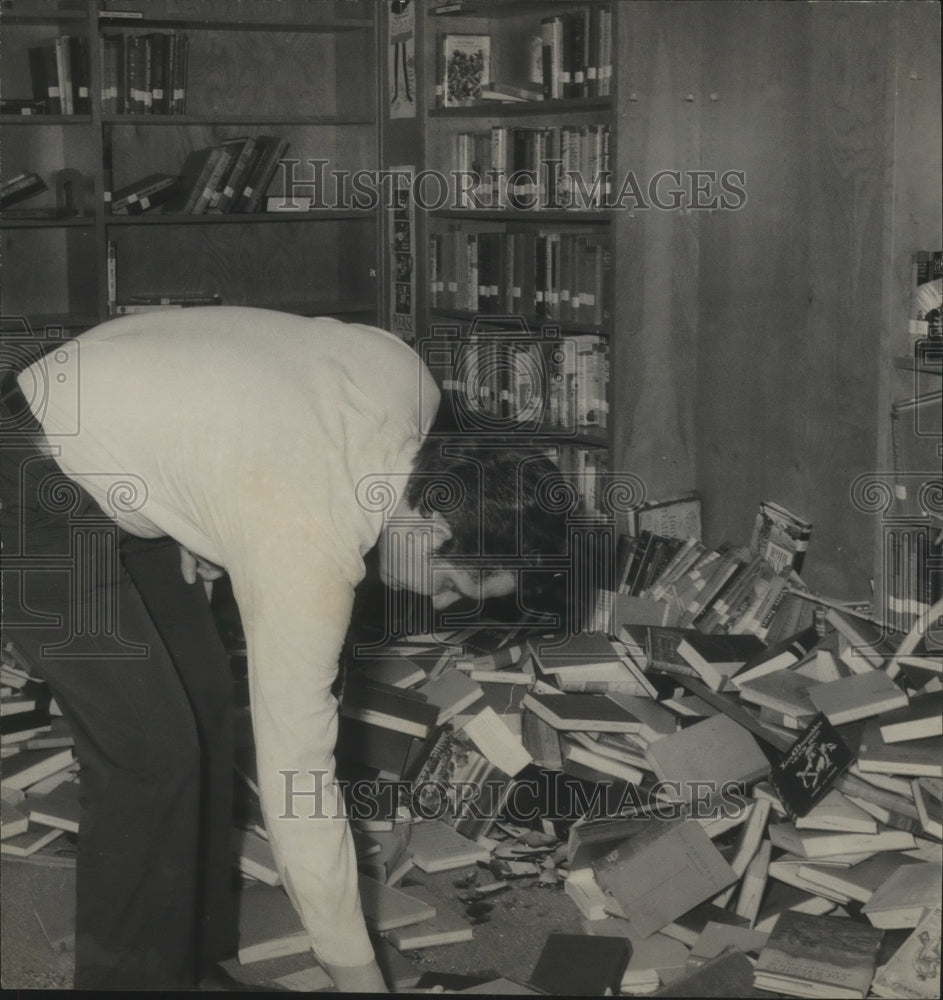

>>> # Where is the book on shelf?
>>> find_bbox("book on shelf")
[438,33,491,107]
[110,173,179,214]
[100,30,188,115]
[480,82,544,103]
[753,909,884,999]
[1,172,48,209]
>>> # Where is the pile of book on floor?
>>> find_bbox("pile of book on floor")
[0,642,79,869]
[109,135,290,216]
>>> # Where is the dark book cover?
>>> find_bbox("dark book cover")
[652,947,764,997]
[769,713,854,819]
[528,932,631,995]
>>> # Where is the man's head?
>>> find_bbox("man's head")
[379,437,569,610]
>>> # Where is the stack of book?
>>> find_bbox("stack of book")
[602,496,817,643]
[1,648,78,865]
[99,31,189,115]
[26,35,91,115]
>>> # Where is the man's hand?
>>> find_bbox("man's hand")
[179,545,226,585]
[323,959,388,993]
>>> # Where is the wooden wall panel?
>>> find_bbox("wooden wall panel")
[696,1,813,564]
[610,1,702,509]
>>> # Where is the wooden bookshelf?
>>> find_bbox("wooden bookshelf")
[412,1,621,519]
[0,0,380,333]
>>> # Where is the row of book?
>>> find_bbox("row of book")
[100,31,190,115]
[433,6,613,106]
[428,226,611,324]
[109,135,289,215]
[451,124,611,211]
[435,332,608,438]
[25,36,91,116]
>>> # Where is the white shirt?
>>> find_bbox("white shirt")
[20,307,439,967]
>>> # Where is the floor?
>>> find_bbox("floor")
[0,853,583,991]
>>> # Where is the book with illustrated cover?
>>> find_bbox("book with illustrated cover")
[754,910,884,999]
[439,34,490,107]
[871,906,942,999]
[405,724,512,840]
[750,500,813,575]
[769,714,854,819]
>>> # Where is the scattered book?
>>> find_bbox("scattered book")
[383,886,474,950]
[750,500,813,574]
[768,714,854,819]
[528,932,631,997]
[676,632,766,692]
[592,817,738,938]
[26,779,81,834]
[358,874,437,932]
[857,715,943,778]
[521,691,649,733]
[754,909,883,998]
[646,713,770,806]
[235,884,309,964]
[809,670,909,725]
[861,861,943,929]
[879,691,943,743]
[406,819,490,873]
[870,905,942,999]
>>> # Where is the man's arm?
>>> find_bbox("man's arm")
[228,544,384,984]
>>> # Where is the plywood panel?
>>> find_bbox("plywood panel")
[696,1,812,555]
[610,1,702,509]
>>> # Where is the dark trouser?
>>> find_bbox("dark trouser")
[1,415,236,988]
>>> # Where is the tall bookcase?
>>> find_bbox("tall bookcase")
[415,2,622,523]
[1,0,380,335]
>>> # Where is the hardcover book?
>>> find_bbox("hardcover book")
[528,932,631,996]
[808,670,909,725]
[768,714,854,819]
[440,34,491,107]
[870,906,942,999]
[675,632,766,692]
[592,816,738,938]
[857,716,943,778]
[753,910,883,999]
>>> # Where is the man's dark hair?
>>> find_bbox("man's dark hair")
[405,436,570,564]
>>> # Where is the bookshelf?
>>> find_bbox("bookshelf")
[0,0,380,334]
[414,2,620,519]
